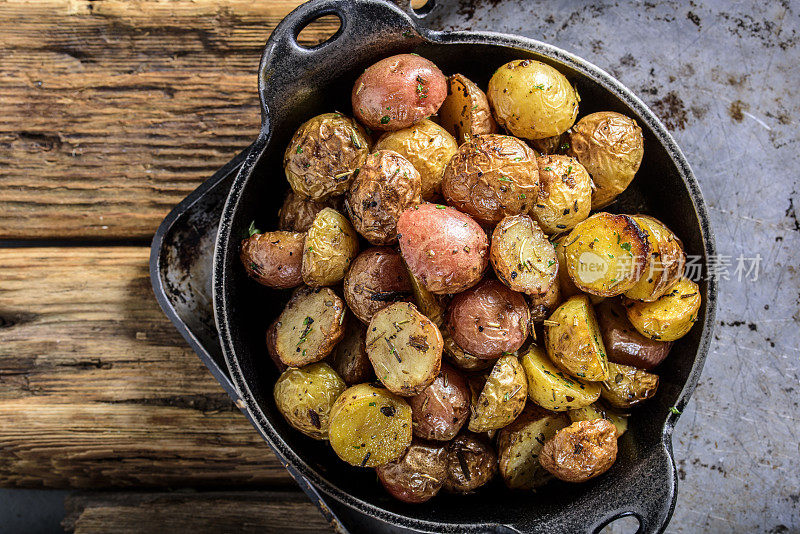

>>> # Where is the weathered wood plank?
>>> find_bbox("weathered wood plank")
[0,0,340,240]
[62,491,335,534]
[0,247,291,488]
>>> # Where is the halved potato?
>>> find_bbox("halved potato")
[563,212,649,297]
[552,233,580,298]
[600,362,659,409]
[490,214,558,296]
[530,155,592,235]
[328,384,412,467]
[366,302,443,396]
[520,345,600,411]
[625,277,701,341]
[623,215,686,302]
[468,355,528,432]
[273,362,346,440]
[528,278,562,323]
[544,295,610,381]
[438,73,498,144]
[568,402,628,438]
[302,208,359,287]
[328,315,373,385]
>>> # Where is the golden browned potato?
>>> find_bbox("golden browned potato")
[240,231,305,289]
[273,362,346,440]
[376,440,448,503]
[443,433,498,493]
[284,113,370,200]
[568,111,644,209]
[539,419,618,483]
[438,74,498,144]
[328,384,412,467]
[544,295,610,382]
[623,215,686,302]
[520,345,600,411]
[343,247,413,324]
[279,192,343,233]
[487,59,579,140]
[496,404,570,489]
[530,155,592,234]
[600,362,659,409]
[373,119,458,200]
[328,315,374,385]
[552,233,581,298]
[273,286,347,368]
[442,334,495,372]
[528,279,562,323]
[563,213,650,297]
[595,299,672,369]
[441,134,540,226]
[490,214,558,296]
[625,277,701,341]
[366,302,443,396]
[405,263,447,327]
[408,364,470,441]
[568,403,628,438]
[468,355,527,432]
[302,208,359,287]
[346,150,422,245]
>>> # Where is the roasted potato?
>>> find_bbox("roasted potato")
[623,215,686,302]
[265,318,287,372]
[520,345,600,411]
[442,334,495,372]
[352,54,447,131]
[397,203,489,294]
[409,364,470,441]
[328,316,374,385]
[302,208,359,287]
[279,191,343,233]
[595,299,672,369]
[468,355,527,432]
[447,280,530,359]
[438,74,498,144]
[552,233,581,298]
[329,384,413,467]
[601,361,659,409]
[376,439,448,503]
[529,133,569,155]
[273,286,347,368]
[530,155,592,234]
[569,402,628,438]
[241,231,304,289]
[563,212,650,297]
[273,362,346,440]
[344,247,413,324]
[374,119,458,200]
[539,419,617,483]
[496,404,570,489]
[443,433,498,493]
[490,214,558,296]
[284,112,370,200]
[568,111,644,209]
[366,302,443,396]
[528,279,562,323]
[441,134,540,226]
[346,150,422,245]
[544,295,610,382]
[405,263,447,327]
[625,277,701,341]
[487,59,579,140]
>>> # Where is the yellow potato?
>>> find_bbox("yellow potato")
[273,363,346,440]
[468,355,528,432]
[302,208,359,287]
[530,155,592,234]
[520,345,600,411]
[490,214,558,296]
[625,277,701,341]
[568,402,628,438]
[600,362,659,409]
[623,215,686,302]
[438,73,498,144]
[544,295,610,382]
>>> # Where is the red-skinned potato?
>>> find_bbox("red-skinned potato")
[443,433,498,493]
[397,203,489,294]
[595,299,672,369]
[343,247,413,324]
[240,231,305,289]
[328,315,374,385]
[376,439,448,503]
[279,191,344,233]
[408,364,470,441]
[352,54,447,131]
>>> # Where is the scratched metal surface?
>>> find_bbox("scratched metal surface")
[417,1,799,532]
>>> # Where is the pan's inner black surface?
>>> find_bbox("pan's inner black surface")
[221,37,708,529]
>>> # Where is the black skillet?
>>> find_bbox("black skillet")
[156,0,718,532]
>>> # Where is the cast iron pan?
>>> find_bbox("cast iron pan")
[209,0,717,532]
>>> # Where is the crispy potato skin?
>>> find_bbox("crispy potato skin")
[442,334,495,372]
[442,134,540,226]
[266,318,287,372]
[625,277,701,341]
[408,364,470,441]
[352,54,447,131]
[273,363,346,440]
[568,403,628,438]
[240,231,305,289]
[624,215,686,302]
[284,113,370,200]
[279,192,343,233]
[568,111,644,209]
[447,280,530,359]
[374,120,458,200]
[438,74,498,144]
[346,150,422,245]
[595,299,672,369]
[601,361,659,409]
[564,212,650,297]
[531,155,592,234]
[544,295,610,382]
[376,440,448,503]
[302,208,359,287]
[397,203,489,294]
[520,345,600,411]
[328,316,374,385]
[329,384,413,467]
[468,355,528,432]
[490,214,557,296]
[344,247,413,324]
[539,419,618,483]
[443,433,498,493]
[487,60,579,140]
[528,280,562,323]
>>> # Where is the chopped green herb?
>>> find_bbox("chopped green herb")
[620,242,632,251]
[543,166,553,171]
[519,193,527,199]
[295,146,303,154]
[435,204,446,209]
[669,406,682,415]
[247,221,260,237]
[350,133,362,149]
[498,176,512,182]
[380,116,390,124]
